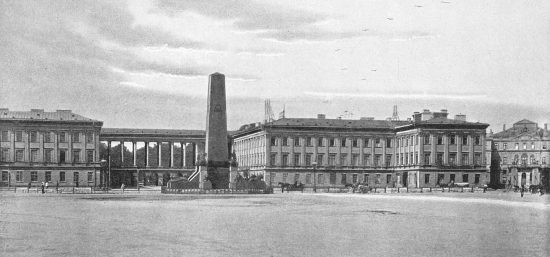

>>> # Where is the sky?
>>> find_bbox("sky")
[1,0,549,132]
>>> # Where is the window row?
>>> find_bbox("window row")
[269,153,391,167]
[0,130,95,143]
[396,152,481,166]
[0,148,95,163]
[404,134,481,147]
[494,142,548,151]
[270,136,392,148]
[2,171,94,183]
[503,154,547,165]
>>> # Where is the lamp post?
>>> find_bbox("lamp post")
[312,162,317,193]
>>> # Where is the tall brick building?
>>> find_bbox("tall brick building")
[0,109,103,187]
[232,109,490,188]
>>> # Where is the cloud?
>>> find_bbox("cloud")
[155,0,362,42]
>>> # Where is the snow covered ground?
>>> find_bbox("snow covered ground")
[1,191,548,257]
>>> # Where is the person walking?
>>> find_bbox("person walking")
[27,182,31,193]
[121,183,125,194]
[56,181,59,193]
[520,185,525,198]
[41,182,45,194]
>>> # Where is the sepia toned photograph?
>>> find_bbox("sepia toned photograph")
[0,0,549,256]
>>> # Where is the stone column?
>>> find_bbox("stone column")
[132,142,137,167]
[469,135,474,165]
[480,134,486,166]
[418,134,424,166]
[443,134,449,165]
[382,137,387,167]
[170,141,174,168]
[370,138,375,166]
[457,134,463,165]
[120,141,125,165]
[10,129,15,161]
[430,134,436,165]
[181,142,187,168]
[157,142,162,167]
[526,172,531,187]
[144,142,149,167]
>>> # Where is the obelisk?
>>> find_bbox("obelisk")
[202,72,230,189]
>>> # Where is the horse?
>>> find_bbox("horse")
[278,182,305,193]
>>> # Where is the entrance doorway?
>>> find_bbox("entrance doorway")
[403,172,408,187]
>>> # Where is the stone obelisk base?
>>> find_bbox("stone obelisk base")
[198,166,212,190]
[229,166,237,189]
[206,167,229,189]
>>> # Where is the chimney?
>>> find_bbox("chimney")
[503,124,506,131]
[317,114,326,119]
[454,114,466,121]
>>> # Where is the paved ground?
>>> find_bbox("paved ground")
[0,191,548,257]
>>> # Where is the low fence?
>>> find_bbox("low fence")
[274,186,488,194]
[161,187,270,194]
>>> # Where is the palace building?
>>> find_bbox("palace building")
[488,120,550,190]
[0,109,103,187]
[232,109,490,189]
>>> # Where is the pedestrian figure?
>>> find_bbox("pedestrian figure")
[56,181,59,193]
[41,182,45,194]
[121,183,125,194]
[27,182,31,192]
[76,181,79,188]
[520,185,524,198]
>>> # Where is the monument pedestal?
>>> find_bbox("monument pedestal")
[198,166,212,190]
[205,166,229,189]
[229,166,238,189]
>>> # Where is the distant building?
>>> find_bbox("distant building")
[231,109,490,189]
[0,109,103,187]
[488,120,550,190]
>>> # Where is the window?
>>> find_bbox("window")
[502,157,507,164]
[375,174,381,184]
[15,149,24,162]
[352,154,359,166]
[45,171,51,182]
[385,155,392,167]
[530,155,535,164]
[72,132,80,143]
[404,137,408,147]
[59,132,66,143]
[15,131,23,142]
[436,153,443,165]
[294,137,300,146]
[87,150,94,164]
[270,137,277,146]
[73,172,79,183]
[424,153,431,165]
[449,153,456,166]
[514,154,519,164]
[44,132,52,143]
[474,153,481,165]
[375,138,381,148]
[425,174,430,184]
[374,155,381,167]
[16,171,23,182]
[31,171,38,182]
[475,174,480,184]
[88,172,93,182]
[450,135,456,145]
[363,154,370,166]
[531,143,535,149]
[270,153,277,166]
[1,171,8,181]
[353,139,359,147]
[364,138,370,147]
[515,143,519,150]
[30,131,37,142]
[329,173,336,184]
[462,136,468,145]
[353,174,358,183]
[282,137,288,146]
[305,154,312,166]
[328,154,336,166]
[341,138,347,147]
[0,131,8,142]
[340,154,347,166]
[86,131,94,143]
[316,154,324,165]
[543,145,547,150]
[341,173,347,184]
[424,135,430,145]
[305,174,311,184]
[317,137,324,147]
[60,171,65,182]
[450,174,456,183]
[494,143,499,149]
[294,173,300,183]
[30,149,39,162]
[44,149,53,163]
[523,143,526,150]
[437,174,445,185]
[363,174,369,184]
[437,136,443,145]
[306,137,313,147]
[462,153,469,165]
[59,149,66,164]
[329,138,335,147]
[503,143,507,150]
[462,174,469,183]
[386,139,392,148]
[72,150,81,163]
[475,136,481,145]
[1,148,9,162]
[293,153,300,166]
[386,174,392,184]
[543,157,546,165]
[318,174,324,184]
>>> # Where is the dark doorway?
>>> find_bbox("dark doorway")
[403,172,408,187]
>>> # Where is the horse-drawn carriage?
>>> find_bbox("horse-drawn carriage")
[278,182,305,193]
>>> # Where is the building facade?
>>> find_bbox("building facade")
[232,109,490,189]
[489,120,550,190]
[0,109,103,187]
